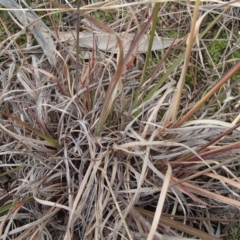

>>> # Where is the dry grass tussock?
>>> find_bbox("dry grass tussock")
[0,0,240,239]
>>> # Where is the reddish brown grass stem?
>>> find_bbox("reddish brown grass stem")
[174,61,240,127]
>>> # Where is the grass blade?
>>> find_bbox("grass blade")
[0,112,59,148]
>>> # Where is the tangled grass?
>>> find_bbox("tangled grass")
[0,0,240,239]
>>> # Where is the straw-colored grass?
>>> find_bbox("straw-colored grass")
[0,0,240,239]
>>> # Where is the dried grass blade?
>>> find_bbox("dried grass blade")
[24,104,51,136]
[147,162,172,240]
[0,166,23,178]
[174,61,240,127]
[187,141,240,162]
[0,198,31,237]
[171,0,200,122]
[34,197,70,211]
[83,14,124,135]
[123,13,154,66]
[137,207,223,240]
[65,161,95,237]
[204,173,240,188]
[178,179,240,207]
[0,112,59,148]
[171,156,240,187]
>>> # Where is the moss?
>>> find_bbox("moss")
[232,33,240,59]
[232,72,240,82]
[233,51,240,59]
[226,223,240,240]
[167,29,179,38]
[0,10,28,47]
[185,73,194,89]
[166,29,185,38]
[208,38,228,63]
[94,11,115,23]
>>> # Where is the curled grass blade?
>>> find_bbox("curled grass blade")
[0,197,32,237]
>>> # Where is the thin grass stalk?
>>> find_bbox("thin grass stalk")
[139,2,160,88]
[147,163,172,240]
[136,207,222,240]
[171,155,240,187]
[133,4,228,119]
[120,2,224,119]
[0,198,31,237]
[144,54,184,103]
[162,5,229,125]
[0,166,23,178]
[74,0,81,96]
[140,37,182,100]
[171,0,200,122]
[177,121,240,163]
[198,6,230,39]
[112,14,154,122]
[174,61,240,127]
[161,214,240,223]
[0,112,59,148]
[132,3,160,110]
[82,15,124,135]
